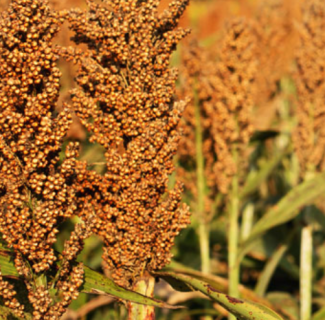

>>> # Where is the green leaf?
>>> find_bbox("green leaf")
[0,252,19,278]
[255,229,295,296]
[312,305,325,320]
[240,149,287,199]
[0,305,32,320]
[250,130,280,143]
[0,252,180,313]
[157,273,194,292]
[155,271,283,320]
[312,206,325,230]
[166,261,275,308]
[82,266,180,309]
[239,171,325,258]
[0,254,32,320]
[267,292,299,320]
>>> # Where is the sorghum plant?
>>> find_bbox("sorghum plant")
[293,0,325,177]
[61,0,191,293]
[180,19,258,196]
[0,0,95,318]
[0,1,291,319]
[178,19,258,318]
[293,1,325,319]
[254,0,298,107]
[0,0,192,317]
[200,19,258,195]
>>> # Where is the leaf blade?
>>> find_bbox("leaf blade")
[0,252,180,310]
[240,149,287,199]
[82,266,181,309]
[156,271,283,320]
[239,171,325,258]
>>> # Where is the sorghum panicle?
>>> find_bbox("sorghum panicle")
[0,0,89,317]
[293,0,325,176]
[254,0,298,106]
[179,18,258,197]
[60,0,191,287]
[0,0,68,272]
[177,40,212,211]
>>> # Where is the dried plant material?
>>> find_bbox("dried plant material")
[293,0,325,176]
[60,0,191,287]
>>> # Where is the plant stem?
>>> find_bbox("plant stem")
[228,151,239,320]
[240,202,254,242]
[194,79,210,275]
[127,273,155,320]
[300,208,313,320]
[193,80,212,320]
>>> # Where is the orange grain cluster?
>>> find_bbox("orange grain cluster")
[177,40,212,212]
[0,0,190,314]
[0,270,24,318]
[255,0,298,106]
[293,0,325,176]
[59,0,191,287]
[179,18,258,197]
[0,0,89,317]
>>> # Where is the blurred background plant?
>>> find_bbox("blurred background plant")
[1,0,325,319]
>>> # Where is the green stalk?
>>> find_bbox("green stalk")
[127,273,155,320]
[198,221,210,274]
[300,208,313,320]
[194,80,212,320]
[228,150,239,320]
[240,202,254,242]
[194,79,210,275]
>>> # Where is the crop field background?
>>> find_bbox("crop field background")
[1,0,325,319]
